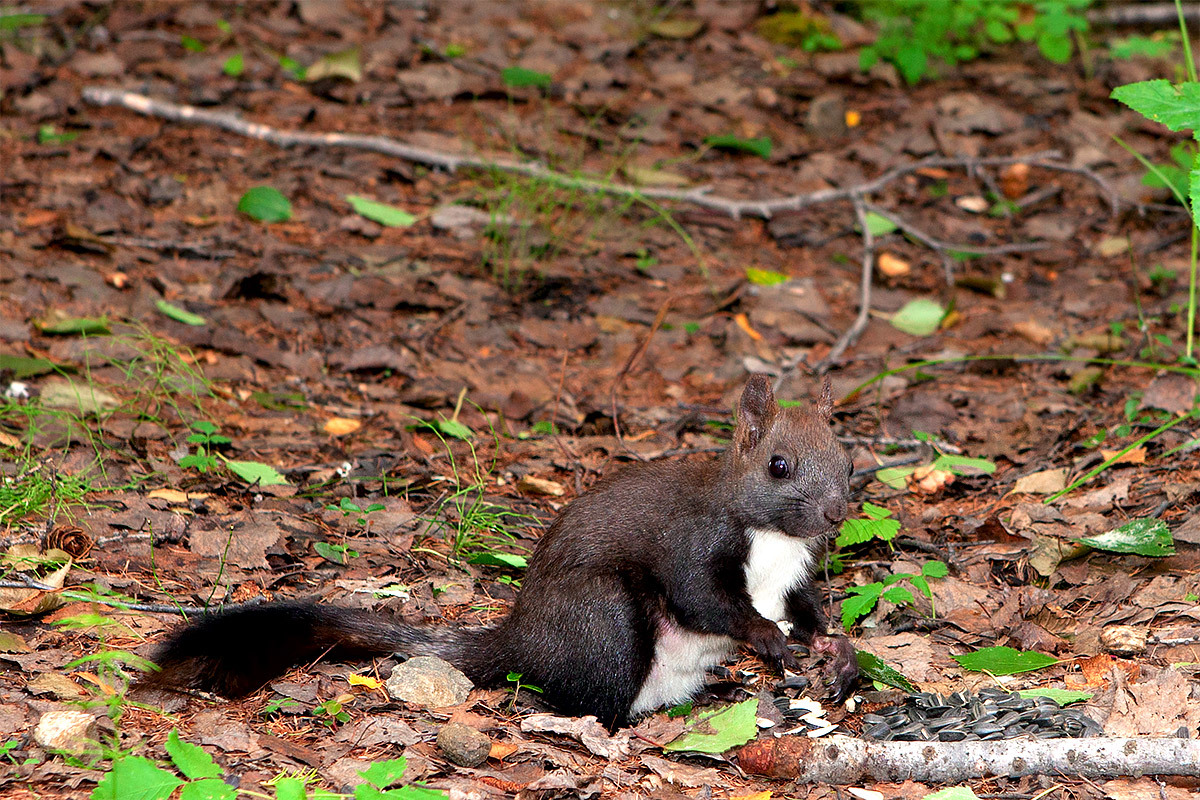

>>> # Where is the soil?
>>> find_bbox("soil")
[1,2,1199,799]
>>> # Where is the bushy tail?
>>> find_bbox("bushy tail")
[145,601,480,697]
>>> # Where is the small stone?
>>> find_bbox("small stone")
[1101,624,1147,657]
[805,92,845,138]
[386,656,473,708]
[33,709,96,753]
[436,722,492,767]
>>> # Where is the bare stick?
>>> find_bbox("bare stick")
[811,197,876,376]
[81,88,1123,220]
[739,734,1200,784]
[861,202,1048,257]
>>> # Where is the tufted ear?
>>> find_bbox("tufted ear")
[734,374,777,453]
[816,377,834,421]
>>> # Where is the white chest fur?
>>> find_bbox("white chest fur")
[630,528,819,715]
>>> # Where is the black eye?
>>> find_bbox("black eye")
[768,455,790,479]
[847,460,854,477]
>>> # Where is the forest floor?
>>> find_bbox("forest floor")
[1,2,1199,799]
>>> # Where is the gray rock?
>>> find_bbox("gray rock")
[386,656,473,708]
[32,709,96,753]
[805,92,845,138]
[436,722,491,767]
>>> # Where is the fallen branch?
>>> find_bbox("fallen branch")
[738,734,1200,784]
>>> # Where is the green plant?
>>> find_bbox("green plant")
[314,541,359,565]
[327,497,385,528]
[313,698,351,728]
[859,0,1091,85]
[756,9,843,52]
[874,433,997,489]
[0,463,91,526]
[505,671,544,708]
[1111,1,1199,364]
[841,560,949,630]
[1109,33,1177,60]
[178,421,230,473]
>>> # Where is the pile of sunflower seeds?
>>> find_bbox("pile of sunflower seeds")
[862,688,1103,741]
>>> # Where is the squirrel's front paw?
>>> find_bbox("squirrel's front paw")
[745,618,799,672]
[812,633,859,701]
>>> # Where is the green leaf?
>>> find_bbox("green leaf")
[307,46,362,83]
[156,300,207,327]
[222,52,244,77]
[346,195,416,227]
[314,541,350,564]
[703,134,772,159]
[91,756,182,800]
[1111,80,1200,133]
[223,459,290,486]
[648,18,704,39]
[952,645,1058,675]
[890,298,945,336]
[984,19,1013,43]
[836,516,900,547]
[863,211,898,236]
[165,729,221,779]
[922,560,949,578]
[1036,32,1072,64]
[278,55,306,80]
[841,583,883,628]
[1110,35,1175,60]
[501,66,552,88]
[924,788,981,800]
[180,35,206,53]
[933,453,996,475]
[862,502,894,520]
[431,419,473,441]
[0,354,55,378]
[856,649,916,692]
[1078,518,1175,557]
[894,42,927,84]
[663,697,758,753]
[272,777,308,800]
[358,758,408,789]
[237,186,292,223]
[745,267,789,286]
[882,586,915,605]
[467,551,528,569]
[1017,688,1092,706]
[38,316,110,335]
[0,13,46,30]
[873,465,912,489]
[1189,151,1200,220]
[180,778,237,800]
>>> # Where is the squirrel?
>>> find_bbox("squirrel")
[147,375,859,730]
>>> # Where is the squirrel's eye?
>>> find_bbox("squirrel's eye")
[768,455,790,479]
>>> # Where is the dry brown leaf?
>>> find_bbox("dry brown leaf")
[1099,447,1146,464]
[1013,319,1055,346]
[1000,162,1030,198]
[876,252,910,277]
[324,416,363,436]
[516,475,565,497]
[1013,468,1068,495]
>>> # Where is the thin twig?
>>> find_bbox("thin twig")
[862,203,1049,257]
[810,197,876,375]
[81,89,1126,221]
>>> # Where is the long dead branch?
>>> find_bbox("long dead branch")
[739,734,1200,784]
[81,88,1120,220]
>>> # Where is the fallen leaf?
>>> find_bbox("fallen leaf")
[324,417,363,436]
[1000,163,1030,198]
[1099,447,1146,464]
[515,475,565,497]
[876,252,910,277]
[348,674,382,690]
[488,741,519,760]
[734,312,763,341]
[1013,468,1068,495]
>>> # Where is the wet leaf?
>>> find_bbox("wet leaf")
[346,195,416,227]
[664,697,758,753]
[952,645,1057,675]
[1079,518,1174,557]
[237,186,292,223]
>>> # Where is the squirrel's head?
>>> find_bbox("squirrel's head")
[725,374,851,538]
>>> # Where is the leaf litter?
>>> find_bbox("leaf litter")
[1,2,1199,798]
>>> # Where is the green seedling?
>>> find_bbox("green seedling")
[261,697,304,717]
[313,698,350,728]
[327,497,385,528]
[505,671,544,710]
[314,541,359,565]
[178,420,230,473]
[841,560,949,630]
[874,432,996,490]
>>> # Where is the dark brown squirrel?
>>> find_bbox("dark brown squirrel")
[147,376,859,730]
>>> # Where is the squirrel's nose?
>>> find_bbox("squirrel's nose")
[823,498,847,525]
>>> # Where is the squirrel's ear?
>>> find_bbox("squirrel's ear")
[817,377,834,421]
[735,375,776,453]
